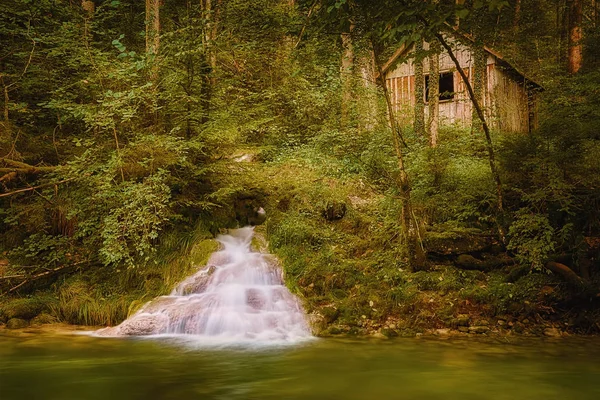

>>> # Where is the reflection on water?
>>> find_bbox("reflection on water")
[1,333,599,400]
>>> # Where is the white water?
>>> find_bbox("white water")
[96,227,312,344]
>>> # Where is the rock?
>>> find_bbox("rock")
[468,326,489,334]
[115,314,169,336]
[371,332,387,339]
[248,207,266,226]
[424,229,494,256]
[435,328,450,336]
[321,307,340,324]
[6,318,29,329]
[456,254,487,271]
[497,320,506,326]
[451,315,470,327]
[381,328,398,338]
[4,299,46,320]
[31,313,58,325]
[322,200,347,221]
[458,326,470,333]
[544,327,561,337]
[327,327,342,335]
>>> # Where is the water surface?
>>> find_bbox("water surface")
[1,333,599,400]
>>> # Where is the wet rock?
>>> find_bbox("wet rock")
[248,207,266,226]
[6,318,29,329]
[371,331,387,339]
[544,327,561,337]
[246,288,267,310]
[468,326,489,334]
[458,326,470,333]
[116,314,169,336]
[381,328,398,338]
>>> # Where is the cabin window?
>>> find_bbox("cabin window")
[425,72,454,102]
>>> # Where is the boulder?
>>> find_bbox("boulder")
[31,313,58,325]
[468,326,489,334]
[425,229,495,256]
[543,327,561,337]
[116,314,169,336]
[6,318,29,329]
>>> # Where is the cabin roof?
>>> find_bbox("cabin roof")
[380,30,543,91]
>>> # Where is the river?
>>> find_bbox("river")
[1,333,599,400]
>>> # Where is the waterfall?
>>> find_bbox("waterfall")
[96,227,312,344]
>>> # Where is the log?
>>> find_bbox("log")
[545,261,585,287]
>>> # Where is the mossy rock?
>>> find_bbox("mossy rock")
[31,313,58,325]
[3,297,50,320]
[6,318,29,329]
[424,229,495,256]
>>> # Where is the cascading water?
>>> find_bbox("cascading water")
[96,227,312,344]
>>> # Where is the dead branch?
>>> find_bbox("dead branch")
[0,177,76,198]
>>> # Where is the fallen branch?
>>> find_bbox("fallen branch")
[3,261,86,295]
[0,177,77,198]
[0,158,57,174]
[545,261,585,287]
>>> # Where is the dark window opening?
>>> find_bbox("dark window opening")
[425,72,455,102]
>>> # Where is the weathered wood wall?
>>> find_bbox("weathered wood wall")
[384,41,533,133]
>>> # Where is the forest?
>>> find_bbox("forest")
[0,0,599,340]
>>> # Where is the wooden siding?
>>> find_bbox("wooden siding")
[384,40,533,133]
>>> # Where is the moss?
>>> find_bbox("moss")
[1,294,56,320]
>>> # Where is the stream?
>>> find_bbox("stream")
[1,334,599,399]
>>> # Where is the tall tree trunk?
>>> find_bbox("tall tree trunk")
[471,43,486,134]
[146,0,161,80]
[513,0,521,33]
[414,40,425,137]
[567,0,583,73]
[372,42,426,272]
[428,40,440,147]
[340,21,355,127]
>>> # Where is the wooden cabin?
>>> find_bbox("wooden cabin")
[381,36,542,133]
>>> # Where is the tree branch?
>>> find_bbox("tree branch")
[0,177,76,198]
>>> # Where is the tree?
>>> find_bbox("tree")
[427,40,440,147]
[567,0,583,73]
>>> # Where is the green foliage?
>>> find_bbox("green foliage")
[507,210,555,269]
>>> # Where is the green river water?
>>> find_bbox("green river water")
[1,332,599,400]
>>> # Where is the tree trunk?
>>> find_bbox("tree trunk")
[146,0,161,79]
[567,0,583,74]
[428,40,440,147]
[513,0,521,33]
[414,40,425,137]
[471,43,486,134]
[372,41,426,271]
[340,21,355,128]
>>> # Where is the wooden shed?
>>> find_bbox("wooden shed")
[381,36,542,133]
